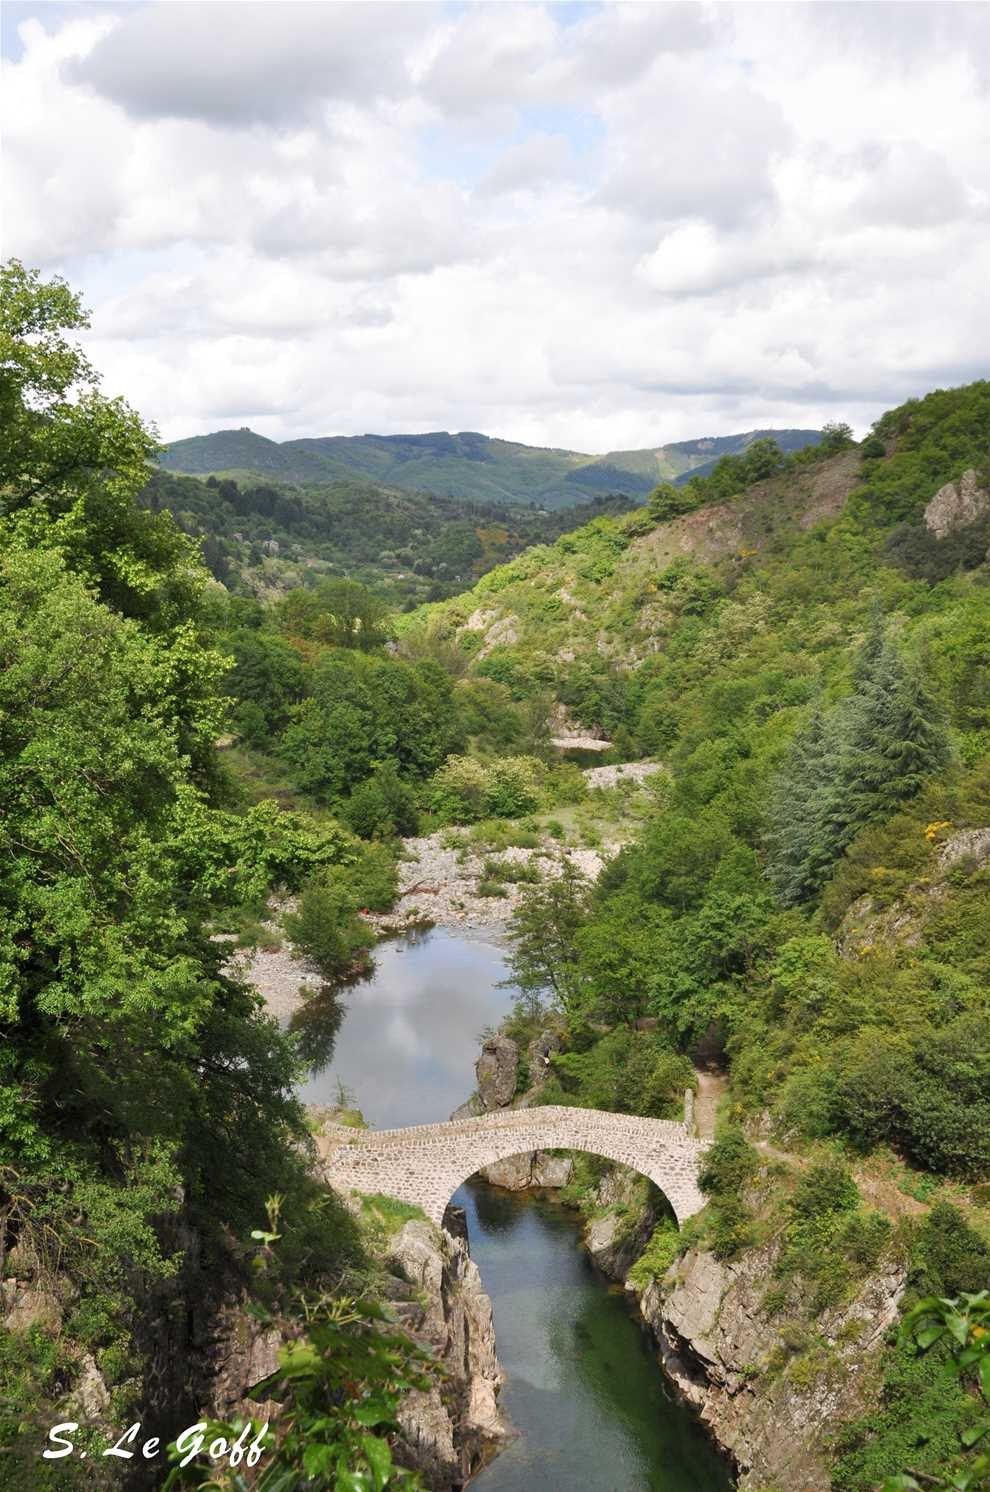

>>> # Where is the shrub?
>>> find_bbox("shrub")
[282,873,375,982]
[698,1128,760,1198]
[483,857,539,884]
[427,755,545,824]
[483,756,545,817]
[628,1219,682,1289]
[347,843,399,913]
[696,1127,761,1260]
[545,762,588,806]
[790,1159,860,1224]
[834,1016,990,1180]
[427,754,489,822]
[343,763,419,839]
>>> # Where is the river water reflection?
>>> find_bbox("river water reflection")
[297,927,732,1490]
[297,926,516,1127]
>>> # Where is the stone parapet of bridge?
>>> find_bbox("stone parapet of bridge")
[317,1104,709,1228]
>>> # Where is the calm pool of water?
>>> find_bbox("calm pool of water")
[296,926,516,1127]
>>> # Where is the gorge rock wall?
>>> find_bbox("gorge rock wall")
[583,1197,906,1492]
[387,1217,507,1488]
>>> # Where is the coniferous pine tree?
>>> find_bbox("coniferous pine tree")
[766,631,952,903]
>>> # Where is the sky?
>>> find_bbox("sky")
[3,0,989,450]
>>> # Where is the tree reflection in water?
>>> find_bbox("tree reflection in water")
[289,983,347,1072]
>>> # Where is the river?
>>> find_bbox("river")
[297,926,732,1491]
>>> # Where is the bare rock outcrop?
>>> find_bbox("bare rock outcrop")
[838,823,990,955]
[936,824,990,872]
[206,1299,282,1423]
[388,1220,507,1488]
[479,1150,573,1190]
[476,1035,519,1109]
[583,1165,661,1277]
[924,468,990,539]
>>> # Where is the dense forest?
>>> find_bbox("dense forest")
[2,258,989,1492]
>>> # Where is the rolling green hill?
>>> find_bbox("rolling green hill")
[160,425,824,507]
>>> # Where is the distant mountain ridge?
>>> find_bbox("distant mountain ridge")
[160,425,823,508]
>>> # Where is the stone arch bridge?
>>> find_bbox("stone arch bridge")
[318,1105,709,1229]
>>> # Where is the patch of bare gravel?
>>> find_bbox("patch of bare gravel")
[225,938,320,1020]
[582,760,662,790]
[373,834,619,934]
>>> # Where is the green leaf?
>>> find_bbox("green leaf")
[361,1434,393,1491]
[302,1442,336,1478]
[980,1358,990,1404]
[945,1313,970,1347]
[335,1473,372,1492]
[353,1398,393,1428]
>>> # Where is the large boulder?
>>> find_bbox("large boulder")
[480,1151,573,1190]
[475,1035,519,1109]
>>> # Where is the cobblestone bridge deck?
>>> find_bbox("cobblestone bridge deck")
[318,1105,709,1227]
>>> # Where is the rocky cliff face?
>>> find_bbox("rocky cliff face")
[582,1166,665,1278]
[639,1244,905,1491]
[386,1216,507,1488]
[577,1185,906,1492]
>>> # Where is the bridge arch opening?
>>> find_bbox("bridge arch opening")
[442,1146,685,1240]
[438,1143,689,1233]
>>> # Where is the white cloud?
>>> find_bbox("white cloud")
[3,1,988,451]
[476,132,576,196]
[67,1,432,124]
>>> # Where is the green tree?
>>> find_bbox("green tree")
[647,482,699,524]
[507,860,593,1013]
[278,579,392,650]
[767,632,951,902]
[226,627,308,743]
[0,260,197,631]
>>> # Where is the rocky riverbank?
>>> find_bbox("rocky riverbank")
[375,833,613,933]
